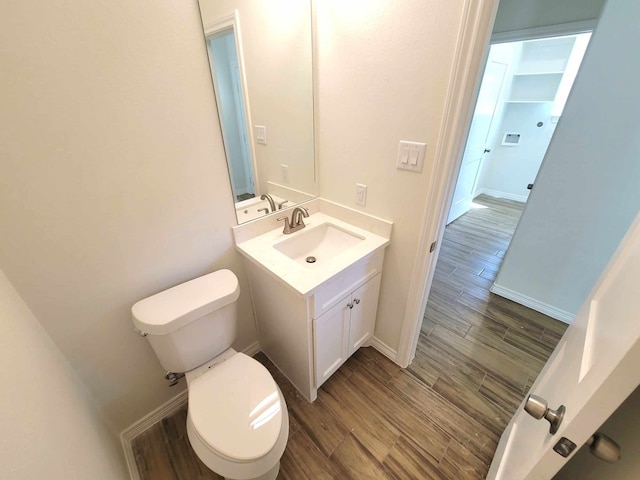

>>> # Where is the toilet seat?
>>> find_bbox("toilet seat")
[187,353,284,462]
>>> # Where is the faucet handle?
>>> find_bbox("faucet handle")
[277,216,292,234]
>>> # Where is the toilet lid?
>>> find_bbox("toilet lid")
[188,353,284,462]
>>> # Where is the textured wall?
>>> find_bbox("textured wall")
[0,0,256,432]
[316,0,466,350]
[495,0,640,316]
[0,270,127,479]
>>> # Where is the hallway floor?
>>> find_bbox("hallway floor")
[131,195,568,479]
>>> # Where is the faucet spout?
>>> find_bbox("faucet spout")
[292,207,309,226]
[278,206,309,234]
[260,193,276,212]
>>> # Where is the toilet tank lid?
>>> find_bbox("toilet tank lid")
[131,270,240,336]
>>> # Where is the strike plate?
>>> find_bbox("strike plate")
[553,437,577,458]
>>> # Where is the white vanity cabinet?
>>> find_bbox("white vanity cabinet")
[243,249,385,402]
[313,273,381,387]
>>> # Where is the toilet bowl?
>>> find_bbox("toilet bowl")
[131,270,288,480]
[186,350,288,480]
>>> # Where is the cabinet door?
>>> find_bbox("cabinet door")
[313,297,350,388]
[348,274,381,356]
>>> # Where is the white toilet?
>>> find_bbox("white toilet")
[131,269,288,480]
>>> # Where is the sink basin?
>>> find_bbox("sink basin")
[274,223,365,266]
[234,211,392,295]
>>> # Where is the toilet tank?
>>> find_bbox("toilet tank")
[131,270,240,373]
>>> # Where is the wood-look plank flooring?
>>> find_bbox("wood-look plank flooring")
[131,195,568,479]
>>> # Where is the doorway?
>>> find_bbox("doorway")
[448,32,591,226]
[206,28,256,202]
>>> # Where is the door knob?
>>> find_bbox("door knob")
[524,394,566,434]
[587,432,621,463]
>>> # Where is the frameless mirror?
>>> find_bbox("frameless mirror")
[198,0,316,224]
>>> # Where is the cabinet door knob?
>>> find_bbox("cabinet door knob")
[347,302,354,309]
[353,298,360,305]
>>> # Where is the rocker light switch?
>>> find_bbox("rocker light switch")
[255,125,267,145]
[397,141,426,173]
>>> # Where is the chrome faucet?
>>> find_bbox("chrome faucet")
[260,193,276,212]
[277,207,309,234]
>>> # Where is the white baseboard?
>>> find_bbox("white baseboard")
[476,188,528,204]
[121,389,188,480]
[369,336,398,363]
[120,341,262,479]
[490,283,574,324]
[242,340,261,357]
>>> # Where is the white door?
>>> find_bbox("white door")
[313,298,349,388]
[487,213,640,480]
[347,274,381,355]
[447,60,507,224]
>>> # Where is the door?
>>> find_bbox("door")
[347,274,381,355]
[348,274,380,355]
[313,298,349,388]
[447,60,507,224]
[487,213,640,479]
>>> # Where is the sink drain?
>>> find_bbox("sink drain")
[306,256,317,264]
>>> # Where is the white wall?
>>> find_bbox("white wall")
[0,271,127,479]
[199,0,315,197]
[493,0,606,33]
[478,102,557,201]
[316,0,466,350]
[0,0,256,432]
[494,0,640,316]
[477,36,587,202]
[554,386,640,480]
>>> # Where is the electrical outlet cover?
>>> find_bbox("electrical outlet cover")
[255,125,267,145]
[355,183,367,206]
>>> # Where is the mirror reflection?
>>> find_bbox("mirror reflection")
[199,0,316,224]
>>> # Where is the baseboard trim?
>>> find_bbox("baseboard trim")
[370,336,398,363]
[476,188,528,203]
[121,389,188,480]
[242,340,261,357]
[490,283,574,324]
[120,341,262,479]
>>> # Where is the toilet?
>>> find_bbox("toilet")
[131,269,288,480]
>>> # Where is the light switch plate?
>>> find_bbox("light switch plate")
[255,125,267,145]
[281,164,289,183]
[397,141,426,173]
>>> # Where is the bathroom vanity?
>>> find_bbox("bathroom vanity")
[233,201,391,401]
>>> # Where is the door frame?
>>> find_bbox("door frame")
[446,58,508,225]
[395,0,599,367]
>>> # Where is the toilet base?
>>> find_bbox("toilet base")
[224,462,279,480]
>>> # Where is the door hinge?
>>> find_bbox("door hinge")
[429,241,437,253]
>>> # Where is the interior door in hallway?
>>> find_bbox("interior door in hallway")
[447,60,507,224]
[487,213,640,480]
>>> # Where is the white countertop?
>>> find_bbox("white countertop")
[235,212,391,296]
